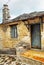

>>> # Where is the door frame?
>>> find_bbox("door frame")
[30,23,41,49]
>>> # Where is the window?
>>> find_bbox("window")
[11,25,18,38]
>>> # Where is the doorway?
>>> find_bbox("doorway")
[31,24,41,49]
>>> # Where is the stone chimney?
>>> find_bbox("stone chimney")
[3,4,10,23]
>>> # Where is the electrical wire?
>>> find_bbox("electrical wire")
[6,0,11,4]
[0,0,11,23]
[4,0,11,4]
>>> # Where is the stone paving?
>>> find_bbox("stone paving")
[0,46,44,65]
[0,54,44,65]
[0,54,30,65]
[0,54,16,65]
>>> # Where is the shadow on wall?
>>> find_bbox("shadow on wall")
[0,48,16,55]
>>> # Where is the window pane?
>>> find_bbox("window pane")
[11,27,14,38]
[11,25,18,38]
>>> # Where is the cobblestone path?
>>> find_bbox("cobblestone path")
[0,54,16,65]
[0,54,29,65]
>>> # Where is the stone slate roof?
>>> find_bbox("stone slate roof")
[10,11,44,22]
[2,11,44,24]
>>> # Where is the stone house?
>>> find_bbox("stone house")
[0,4,44,51]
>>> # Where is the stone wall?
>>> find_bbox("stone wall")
[0,26,4,49]
[41,23,44,50]
[41,17,44,50]
[0,21,30,48]
[0,17,44,50]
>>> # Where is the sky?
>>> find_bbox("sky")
[0,0,44,23]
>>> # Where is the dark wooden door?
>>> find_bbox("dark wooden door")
[31,24,41,49]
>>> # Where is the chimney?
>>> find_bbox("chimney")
[3,4,10,23]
